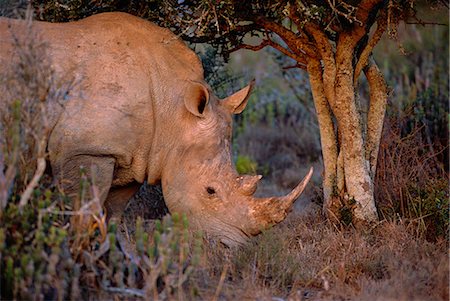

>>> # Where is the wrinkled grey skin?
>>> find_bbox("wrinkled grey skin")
[0,12,312,246]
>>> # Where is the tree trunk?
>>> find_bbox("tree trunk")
[334,62,378,222]
[307,59,338,218]
[307,55,386,224]
[364,57,388,177]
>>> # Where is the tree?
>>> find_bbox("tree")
[149,0,447,223]
[5,0,446,224]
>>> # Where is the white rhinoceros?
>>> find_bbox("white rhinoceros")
[0,12,312,246]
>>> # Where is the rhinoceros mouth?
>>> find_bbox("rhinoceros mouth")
[198,213,251,247]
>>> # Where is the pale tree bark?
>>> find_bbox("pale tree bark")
[307,59,338,217]
[365,57,388,177]
[332,33,378,222]
[310,53,388,223]
[335,62,378,221]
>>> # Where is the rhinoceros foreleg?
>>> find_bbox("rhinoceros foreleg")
[104,183,141,223]
[104,183,141,259]
[53,155,141,257]
[51,155,116,212]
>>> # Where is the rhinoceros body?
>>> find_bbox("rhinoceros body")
[0,12,312,246]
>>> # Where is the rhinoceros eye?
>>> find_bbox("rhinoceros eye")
[206,187,216,195]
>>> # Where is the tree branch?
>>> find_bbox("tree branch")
[19,157,46,209]
[326,0,362,25]
[180,23,259,43]
[283,63,307,70]
[229,40,270,52]
[364,57,388,177]
[229,38,308,67]
[266,38,308,66]
[254,16,319,59]
[335,0,385,59]
[307,59,338,217]
[103,286,145,298]
[356,0,386,25]
[305,23,337,111]
[354,15,387,83]
[405,21,447,26]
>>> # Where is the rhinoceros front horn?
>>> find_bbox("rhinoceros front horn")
[250,167,313,227]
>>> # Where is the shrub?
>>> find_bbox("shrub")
[235,155,258,175]
[375,89,449,241]
[0,195,201,299]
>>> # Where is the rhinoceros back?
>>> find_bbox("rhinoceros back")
[0,12,205,185]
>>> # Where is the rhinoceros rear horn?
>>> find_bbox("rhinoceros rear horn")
[236,174,262,196]
[252,167,313,226]
[222,79,255,114]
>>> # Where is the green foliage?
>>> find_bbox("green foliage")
[404,88,448,148]
[0,190,202,299]
[406,180,449,240]
[143,213,202,297]
[0,183,72,299]
[199,46,242,99]
[235,155,258,175]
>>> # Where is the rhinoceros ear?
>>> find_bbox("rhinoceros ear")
[222,79,255,114]
[184,82,210,118]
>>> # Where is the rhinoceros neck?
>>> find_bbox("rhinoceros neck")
[141,33,204,183]
[144,78,187,185]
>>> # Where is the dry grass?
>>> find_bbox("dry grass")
[191,212,448,300]
[375,93,448,241]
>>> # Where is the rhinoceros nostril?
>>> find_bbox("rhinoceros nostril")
[206,187,216,195]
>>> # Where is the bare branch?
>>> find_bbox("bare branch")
[283,63,307,70]
[266,38,308,65]
[307,59,338,216]
[405,21,447,26]
[229,40,270,52]
[254,16,319,59]
[326,0,362,25]
[364,57,388,177]
[354,15,387,83]
[181,23,259,43]
[103,286,145,298]
[305,23,337,110]
[229,38,308,67]
[19,157,46,209]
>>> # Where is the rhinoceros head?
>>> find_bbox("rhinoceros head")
[160,80,312,246]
